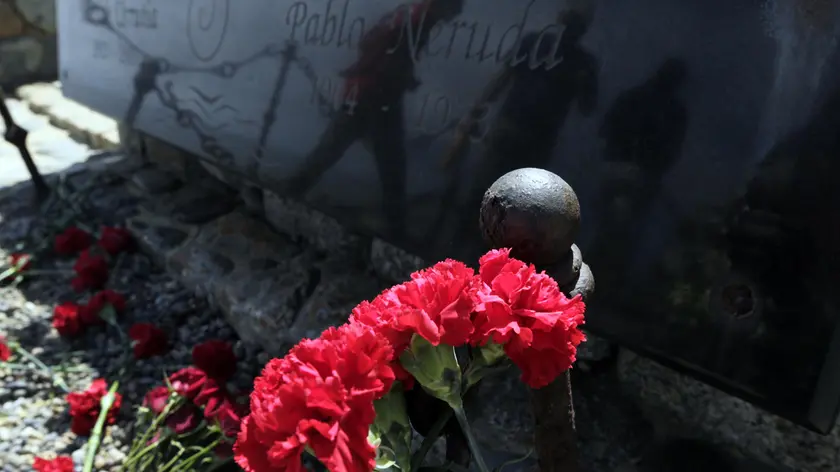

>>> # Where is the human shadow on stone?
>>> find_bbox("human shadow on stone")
[435,9,599,251]
[585,58,688,294]
[276,0,465,242]
[713,82,840,404]
[123,58,167,129]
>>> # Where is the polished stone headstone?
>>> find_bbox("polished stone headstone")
[58,0,840,431]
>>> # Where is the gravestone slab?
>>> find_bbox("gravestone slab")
[58,0,840,432]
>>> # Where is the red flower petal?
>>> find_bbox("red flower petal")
[98,226,134,256]
[192,340,237,382]
[66,378,122,437]
[72,249,109,292]
[54,227,92,255]
[52,302,83,338]
[128,323,169,359]
[0,336,11,362]
[234,323,395,472]
[33,455,75,472]
[472,249,587,388]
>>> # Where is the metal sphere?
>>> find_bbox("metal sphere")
[479,168,581,266]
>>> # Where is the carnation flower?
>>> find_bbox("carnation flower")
[389,260,479,347]
[66,378,122,436]
[234,323,395,472]
[9,253,31,271]
[166,402,202,434]
[71,249,109,292]
[128,323,169,359]
[0,336,11,362]
[144,385,203,435]
[2,253,31,283]
[52,302,83,338]
[54,226,92,255]
[168,366,208,401]
[98,226,134,255]
[192,340,237,381]
[350,260,480,390]
[33,455,74,472]
[80,289,126,326]
[143,385,171,414]
[472,249,586,388]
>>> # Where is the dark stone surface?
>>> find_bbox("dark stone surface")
[57,0,840,430]
[129,167,180,195]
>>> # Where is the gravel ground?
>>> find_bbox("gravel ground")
[0,169,266,471]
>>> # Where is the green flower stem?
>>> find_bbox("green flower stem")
[451,406,490,472]
[411,360,512,470]
[166,436,223,472]
[125,439,166,471]
[11,344,70,393]
[22,269,74,276]
[411,410,453,470]
[123,397,181,470]
[83,381,120,472]
[158,445,189,471]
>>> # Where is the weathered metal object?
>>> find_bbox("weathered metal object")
[0,87,49,198]
[480,167,595,472]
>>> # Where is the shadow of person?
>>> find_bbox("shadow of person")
[585,58,688,287]
[722,82,840,331]
[123,58,166,128]
[699,81,840,402]
[280,0,465,241]
[436,9,599,248]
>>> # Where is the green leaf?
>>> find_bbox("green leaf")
[399,335,462,408]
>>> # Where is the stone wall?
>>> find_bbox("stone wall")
[15,81,839,471]
[0,0,57,88]
[134,132,836,472]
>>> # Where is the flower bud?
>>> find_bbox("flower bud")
[399,335,462,408]
[465,342,507,388]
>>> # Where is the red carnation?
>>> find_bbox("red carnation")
[9,253,31,271]
[80,289,126,326]
[33,456,74,472]
[144,385,202,434]
[98,226,134,256]
[2,253,31,283]
[143,385,171,414]
[472,249,587,388]
[71,249,109,292]
[168,367,208,401]
[194,376,227,415]
[234,323,395,472]
[167,402,202,434]
[66,378,122,436]
[54,227,92,255]
[0,336,11,362]
[128,323,169,359]
[213,399,247,438]
[353,260,478,349]
[53,302,83,338]
[390,260,479,347]
[192,340,237,382]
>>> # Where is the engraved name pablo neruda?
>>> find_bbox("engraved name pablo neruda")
[286,0,565,70]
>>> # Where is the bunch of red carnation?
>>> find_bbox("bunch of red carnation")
[51,226,134,338]
[141,340,248,456]
[53,225,133,292]
[66,378,123,436]
[234,248,586,472]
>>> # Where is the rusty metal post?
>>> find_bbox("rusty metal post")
[479,167,594,472]
[0,87,50,199]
